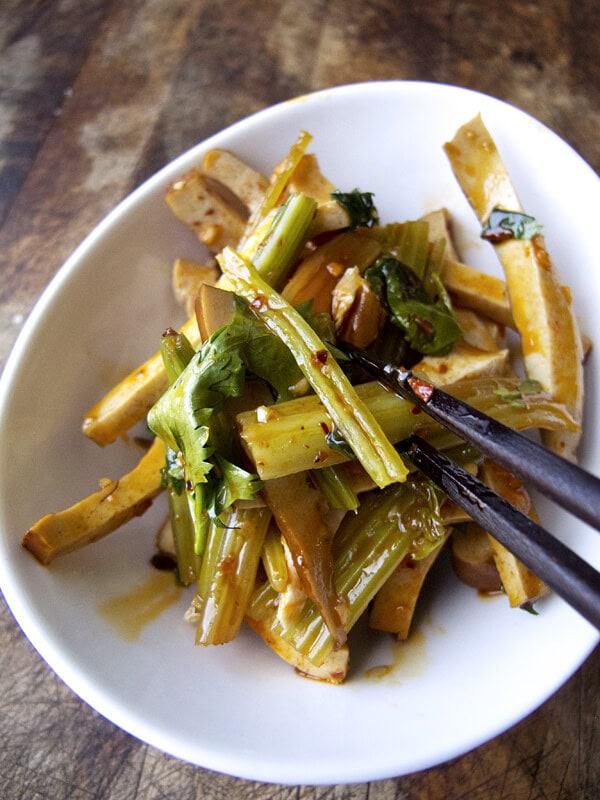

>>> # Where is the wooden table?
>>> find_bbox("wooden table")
[1,1,598,797]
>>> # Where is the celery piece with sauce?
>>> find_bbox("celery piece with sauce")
[249,192,317,289]
[218,245,409,489]
[149,324,263,556]
[158,329,202,585]
[311,465,359,511]
[163,448,201,586]
[261,522,289,594]
[191,505,271,645]
[236,376,579,481]
[159,327,197,385]
[247,476,447,668]
[238,130,313,254]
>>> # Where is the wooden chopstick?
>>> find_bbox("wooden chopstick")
[398,434,600,630]
[345,347,600,533]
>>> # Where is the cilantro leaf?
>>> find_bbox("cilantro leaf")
[481,208,543,243]
[365,257,462,356]
[230,295,304,401]
[494,379,544,407]
[148,321,261,553]
[325,426,356,459]
[331,189,379,229]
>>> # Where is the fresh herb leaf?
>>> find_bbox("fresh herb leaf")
[481,208,543,243]
[214,454,264,512]
[494,379,544,407]
[148,320,263,554]
[295,300,336,344]
[233,296,342,400]
[231,295,305,401]
[202,455,264,526]
[365,256,462,356]
[325,426,356,459]
[150,296,345,553]
[150,325,246,485]
[331,189,379,229]
[520,601,540,616]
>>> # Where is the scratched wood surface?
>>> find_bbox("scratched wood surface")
[1,1,599,798]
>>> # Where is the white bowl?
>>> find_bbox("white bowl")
[1,81,598,785]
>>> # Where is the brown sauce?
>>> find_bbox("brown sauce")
[365,627,431,683]
[97,570,183,641]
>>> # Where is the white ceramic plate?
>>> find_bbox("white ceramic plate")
[0,82,598,785]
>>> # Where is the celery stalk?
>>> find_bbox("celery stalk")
[247,477,446,667]
[311,465,359,511]
[167,483,201,585]
[376,220,430,278]
[218,246,409,489]
[159,329,196,385]
[158,328,201,584]
[398,220,430,279]
[239,130,313,251]
[261,522,288,593]
[250,193,317,289]
[236,376,579,481]
[192,505,271,645]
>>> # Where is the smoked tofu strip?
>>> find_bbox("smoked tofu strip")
[166,169,247,253]
[444,115,584,459]
[23,439,166,564]
[82,316,201,445]
[201,149,269,214]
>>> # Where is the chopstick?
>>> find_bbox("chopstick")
[398,434,600,630]
[343,346,600,629]
[345,347,600,532]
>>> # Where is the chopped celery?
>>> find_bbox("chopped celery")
[261,523,288,593]
[247,477,447,667]
[159,328,197,385]
[382,220,431,278]
[311,465,359,511]
[423,237,447,296]
[166,480,201,586]
[240,130,313,250]
[192,506,271,645]
[158,328,201,584]
[218,247,409,489]
[149,324,263,556]
[236,376,579,481]
[250,193,317,289]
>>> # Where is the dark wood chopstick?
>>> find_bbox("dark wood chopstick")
[345,347,600,533]
[398,434,600,630]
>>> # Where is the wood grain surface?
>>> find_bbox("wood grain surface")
[1,1,598,797]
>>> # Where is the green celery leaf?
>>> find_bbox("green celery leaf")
[210,454,264,519]
[481,208,543,243]
[325,426,356,459]
[331,189,380,229]
[148,320,261,553]
[231,296,305,401]
[365,256,462,356]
